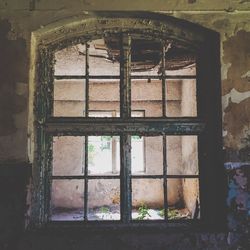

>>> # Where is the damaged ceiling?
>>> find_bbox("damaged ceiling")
[81,37,196,72]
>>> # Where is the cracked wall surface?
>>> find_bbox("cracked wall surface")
[0,1,250,249]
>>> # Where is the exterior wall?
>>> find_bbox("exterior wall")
[0,1,250,249]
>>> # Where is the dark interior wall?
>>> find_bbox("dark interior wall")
[0,1,249,249]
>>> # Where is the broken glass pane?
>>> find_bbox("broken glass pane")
[166,178,200,220]
[88,179,120,220]
[166,136,199,175]
[53,79,86,117]
[88,136,120,175]
[51,180,84,221]
[89,38,120,76]
[132,179,164,220]
[52,136,85,176]
[131,37,162,76]
[131,79,162,117]
[131,136,163,175]
[54,44,86,75]
[165,78,197,117]
[89,79,120,116]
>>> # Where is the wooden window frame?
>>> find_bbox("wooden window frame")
[31,14,226,231]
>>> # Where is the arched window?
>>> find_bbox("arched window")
[31,13,226,229]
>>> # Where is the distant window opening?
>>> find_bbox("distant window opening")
[87,111,145,175]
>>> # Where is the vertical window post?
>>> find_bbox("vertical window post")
[120,34,132,222]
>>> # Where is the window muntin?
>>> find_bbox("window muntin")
[39,31,214,226]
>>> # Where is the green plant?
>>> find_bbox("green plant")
[88,143,95,153]
[159,208,179,219]
[136,203,151,220]
[131,135,141,140]
[88,143,95,165]
[99,206,109,214]
[101,136,112,141]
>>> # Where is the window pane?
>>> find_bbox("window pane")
[166,136,199,175]
[132,179,164,220]
[50,180,84,221]
[164,42,196,75]
[165,78,197,117]
[88,179,120,220]
[54,44,86,75]
[89,79,120,116]
[131,79,162,117]
[131,136,163,175]
[131,37,161,76]
[89,38,120,76]
[88,136,120,175]
[52,136,85,176]
[53,79,86,117]
[166,178,200,220]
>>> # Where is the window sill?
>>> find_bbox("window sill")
[29,220,227,233]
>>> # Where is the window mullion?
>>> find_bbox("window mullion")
[162,43,166,117]
[85,43,90,117]
[163,135,168,220]
[120,33,131,119]
[83,43,89,220]
[120,135,132,222]
[83,136,88,221]
[120,33,132,223]
[162,43,168,220]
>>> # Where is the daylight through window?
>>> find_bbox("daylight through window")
[48,33,202,223]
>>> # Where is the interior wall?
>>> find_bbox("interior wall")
[53,79,191,208]
[0,1,249,249]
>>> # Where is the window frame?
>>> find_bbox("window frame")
[31,13,226,230]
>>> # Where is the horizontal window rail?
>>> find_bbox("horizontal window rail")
[44,118,205,135]
[44,120,205,135]
[51,175,199,180]
[54,75,196,80]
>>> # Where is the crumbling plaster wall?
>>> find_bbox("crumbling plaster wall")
[0,1,249,161]
[0,1,250,249]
